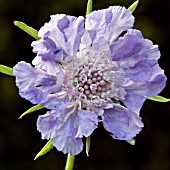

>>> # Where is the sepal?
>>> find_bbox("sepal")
[14,21,40,40]
[19,104,44,119]
[147,95,170,102]
[0,65,14,76]
[34,138,53,160]
[128,0,139,13]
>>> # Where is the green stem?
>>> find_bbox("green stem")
[65,154,75,170]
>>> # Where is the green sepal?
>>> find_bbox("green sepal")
[14,21,40,40]
[34,138,53,160]
[0,65,14,76]
[147,96,170,103]
[86,0,92,15]
[127,138,136,145]
[128,0,139,13]
[19,104,44,119]
[86,136,91,156]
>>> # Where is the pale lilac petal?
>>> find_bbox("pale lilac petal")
[32,56,64,80]
[111,29,160,69]
[122,93,146,114]
[123,60,152,83]
[75,109,98,138]
[124,64,167,96]
[37,103,97,155]
[85,6,134,44]
[102,103,144,141]
[42,93,69,110]
[37,110,62,139]
[53,124,83,155]
[13,61,61,104]
[32,14,85,61]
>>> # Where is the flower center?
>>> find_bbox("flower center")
[63,48,126,110]
[75,65,110,100]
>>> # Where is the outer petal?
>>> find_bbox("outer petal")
[36,110,62,139]
[122,93,146,114]
[32,56,64,80]
[42,93,69,110]
[111,29,160,72]
[111,29,166,96]
[13,61,61,104]
[124,64,167,96]
[52,117,83,156]
[85,6,134,44]
[75,109,98,138]
[37,104,98,155]
[102,104,143,141]
[32,14,85,61]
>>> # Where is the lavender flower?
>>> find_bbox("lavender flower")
[13,6,166,155]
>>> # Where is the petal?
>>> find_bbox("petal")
[111,29,160,69]
[75,109,98,138]
[13,61,61,104]
[122,93,146,114]
[37,104,98,155]
[124,60,152,83]
[85,6,134,44]
[42,92,69,110]
[53,135,83,156]
[124,64,167,96]
[102,104,143,141]
[32,56,64,80]
[32,14,85,61]
[37,110,62,140]
[52,116,83,156]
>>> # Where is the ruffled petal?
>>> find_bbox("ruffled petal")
[32,56,64,80]
[37,103,98,155]
[102,104,143,141]
[75,109,98,138]
[111,29,160,70]
[124,64,167,96]
[53,124,83,155]
[42,93,69,110]
[37,110,62,139]
[13,61,61,104]
[32,14,85,61]
[85,6,134,44]
[123,60,152,83]
[111,29,166,96]
[122,93,146,114]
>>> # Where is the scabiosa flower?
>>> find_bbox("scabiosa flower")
[13,6,166,155]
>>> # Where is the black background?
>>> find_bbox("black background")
[0,0,170,169]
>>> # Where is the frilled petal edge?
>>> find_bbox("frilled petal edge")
[13,61,61,104]
[37,103,98,155]
[85,6,134,44]
[32,14,85,61]
[102,104,144,141]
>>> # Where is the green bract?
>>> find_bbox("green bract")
[128,138,136,145]
[14,21,40,40]
[128,0,139,13]
[0,65,14,76]
[86,136,91,156]
[147,96,170,102]
[19,104,44,119]
[34,138,53,160]
[86,0,92,15]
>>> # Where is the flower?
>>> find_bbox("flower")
[13,6,166,155]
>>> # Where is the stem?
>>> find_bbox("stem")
[65,154,75,170]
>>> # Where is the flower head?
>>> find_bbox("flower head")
[13,6,166,155]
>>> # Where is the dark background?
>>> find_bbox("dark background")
[0,0,170,169]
